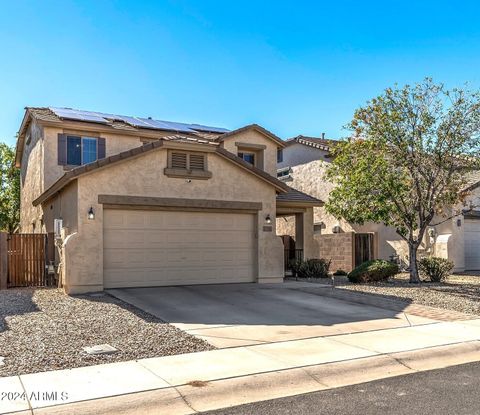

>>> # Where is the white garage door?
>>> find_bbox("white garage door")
[464,219,480,270]
[103,209,256,288]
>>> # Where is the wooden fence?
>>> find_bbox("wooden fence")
[4,233,48,288]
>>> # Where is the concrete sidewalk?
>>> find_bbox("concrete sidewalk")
[2,318,480,415]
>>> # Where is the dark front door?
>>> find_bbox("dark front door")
[354,233,375,267]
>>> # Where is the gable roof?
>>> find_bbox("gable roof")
[218,124,286,148]
[285,135,338,151]
[33,137,289,206]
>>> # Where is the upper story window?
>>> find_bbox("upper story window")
[277,148,283,163]
[238,152,255,166]
[164,150,212,180]
[277,166,292,181]
[58,134,105,167]
[66,136,97,165]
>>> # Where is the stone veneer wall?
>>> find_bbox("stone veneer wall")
[315,232,355,272]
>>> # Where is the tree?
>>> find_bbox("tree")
[325,79,480,283]
[0,143,20,233]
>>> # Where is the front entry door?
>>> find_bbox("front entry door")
[354,233,375,267]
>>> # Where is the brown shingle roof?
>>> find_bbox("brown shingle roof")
[276,186,323,205]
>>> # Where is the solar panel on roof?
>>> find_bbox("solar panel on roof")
[137,118,194,133]
[189,124,230,133]
[50,108,108,124]
[49,107,230,133]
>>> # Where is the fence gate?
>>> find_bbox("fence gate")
[7,234,48,287]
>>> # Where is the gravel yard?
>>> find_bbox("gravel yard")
[333,273,480,316]
[0,288,214,377]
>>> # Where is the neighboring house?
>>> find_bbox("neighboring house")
[16,107,321,294]
[276,135,480,273]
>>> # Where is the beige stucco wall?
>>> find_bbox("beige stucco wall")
[42,181,78,234]
[278,143,330,170]
[22,124,171,234]
[42,126,151,189]
[61,145,283,293]
[276,158,409,264]
[20,120,44,232]
[278,150,480,271]
[221,130,280,177]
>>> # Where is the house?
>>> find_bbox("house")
[276,135,480,273]
[15,107,322,294]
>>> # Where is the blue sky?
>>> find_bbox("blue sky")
[1,1,480,145]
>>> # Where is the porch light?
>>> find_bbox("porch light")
[88,206,95,220]
[265,214,272,224]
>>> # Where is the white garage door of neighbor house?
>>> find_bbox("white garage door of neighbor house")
[464,219,480,270]
[103,209,256,288]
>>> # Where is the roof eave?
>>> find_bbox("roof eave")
[276,200,324,208]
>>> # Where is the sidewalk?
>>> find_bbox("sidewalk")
[2,318,480,414]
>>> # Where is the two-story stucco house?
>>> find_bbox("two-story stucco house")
[276,135,480,273]
[16,107,321,294]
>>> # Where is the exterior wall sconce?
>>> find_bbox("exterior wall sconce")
[457,218,462,227]
[88,206,95,220]
[265,214,272,224]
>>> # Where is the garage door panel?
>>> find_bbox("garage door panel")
[103,210,256,288]
[465,219,480,270]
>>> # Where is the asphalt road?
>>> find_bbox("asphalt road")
[203,362,480,415]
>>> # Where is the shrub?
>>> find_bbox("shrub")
[419,257,453,282]
[348,260,399,283]
[289,258,303,278]
[298,258,331,279]
[333,269,348,276]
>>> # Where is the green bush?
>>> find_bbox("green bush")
[348,260,399,283]
[333,269,348,276]
[289,258,303,278]
[419,257,453,282]
[298,258,331,279]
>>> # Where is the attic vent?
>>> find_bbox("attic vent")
[189,154,205,170]
[171,152,187,169]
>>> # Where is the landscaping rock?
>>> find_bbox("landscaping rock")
[0,288,214,377]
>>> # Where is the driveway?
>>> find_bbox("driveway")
[108,282,438,348]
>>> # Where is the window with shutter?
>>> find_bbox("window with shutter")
[171,152,188,169]
[189,154,205,170]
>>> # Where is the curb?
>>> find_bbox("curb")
[17,340,480,415]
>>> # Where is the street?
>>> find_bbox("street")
[204,362,480,415]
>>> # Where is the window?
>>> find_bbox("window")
[277,148,283,163]
[314,223,325,234]
[238,152,255,166]
[58,134,105,166]
[277,167,292,181]
[66,136,98,166]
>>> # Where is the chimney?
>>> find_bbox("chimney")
[321,132,325,139]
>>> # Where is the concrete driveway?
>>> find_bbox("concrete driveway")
[108,282,438,348]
